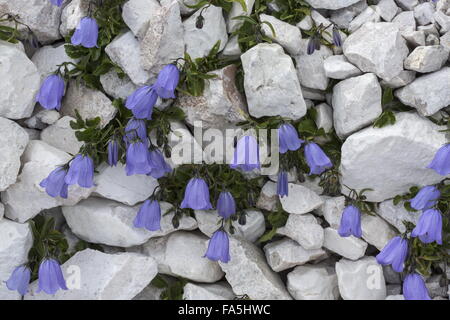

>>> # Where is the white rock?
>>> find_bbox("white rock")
[426,33,440,45]
[280,183,323,215]
[59,0,90,36]
[324,55,362,80]
[340,112,448,202]
[297,15,313,30]
[25,249,158,300]
[377,200,421,233]
[61,80,116,128]
[395,67,450,116]
[227,0,255,32]
[256,181,278,211]
[287,264,340,300]
[330,0,368,29]
[392,11,416,35]
[264,238,327,272]
[0,203,4,220]
[417,23,440,36]
[301,86,326,101]
[183,282,235,300]
[260,14,302,55]
[0,118,29,191]
[222,36,241,57]
[31,43,77,78]
[122,0,161,39]
[100,71,138,100]
[0,42,40,119]
[375,0,398,21]
[310,10,347,52]
[332,73,382,138]
[278,214,324,250]
[434,10,450,33]
[441,32,450,52]
[184,5,228,59]
[349,6,381,33]
[0,219,33,299]
[323,228,367,260]
[361,213,398,251]
[141,231,224,283]
[404,45,449,73]
[304,0,361,10]
[380,70,416,88]
[40,116,83,155]
[241,43,306,120]
[414,2,436,25]
[343,22,409,81]
[218,236,292,300]
[160,0,197,15]
[316,196,346,228]
[402,30,426,47]
[314,103,334,133]
[395,0,418,11]
[335,256,387,300]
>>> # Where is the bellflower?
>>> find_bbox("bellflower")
[307,36,320,55]
[230,135,260,172]
[125,142,152,176]
[49,0,63,6]
[134,200,161,231]
[427,144,450,176]
[36,74,65,110]
[411,209,442,244]
[64,154,94,188]
[124,118,148,145]
[6,266,31,296]
[304,142,333,175]
[147,148,172,179]
[40,167,69,198]
[376,236,408,273]
[277,171,289,198]
[37,259,68,295]
[71,17,98,48]
[403,273,431,300]
[338,205,362,238]
[217,191,236,219]
[107,139,119,167]
[180,178,213,210]
[153,64,180,99]
[278,123,303,154]
[410,185,440,211]
[332,27,342,47]
[205,230,230,263]
[125,86,158,120]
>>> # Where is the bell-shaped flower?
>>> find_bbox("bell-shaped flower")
[107,139,119,167]
[71,17,98,48]
[403,273,431,300]
[411,209,442,244]
[217,191,236,219]
[180,177,213,210]
[125,86,158,120]
[134,200,161,231]
[6,266,31,296]
[125,142,152,176]
[307,36,320,55]
[230,135,260,172]
[147,148,172,179]
[338,205,362,238]
[204,230,230,263]
[37,259,68,295]
[427,144,450,176]
[376,236,408,272]
[153,64,180,99]
[304,142,332,175]
[332,27,342,47]
[277,171,289,197]
[64,154,94,188]
[36,74,65,110]
[278,123,303,154]
[50,0,64,6]
[40,167,69,198]
[124,118,148,146]
[410,185,440,211]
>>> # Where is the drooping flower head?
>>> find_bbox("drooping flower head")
[153,64,180,99]
[230,135,260,172]
[427,144,450,176]
[64,154,94,188]
[125,86,158,120]
[40,167,69,198]
[36,74,65,110]
[278,123,304,154]
[216,191,236,219]
[125,141,152,176]
[6,266,31,296]
[124,118,148,146]
[376,236,408,273]
[277,171,289,198]
[307,35,321,55]
[71,17,98,48]
[410,185,440,211]
[205,230,230,263]
[107,139,119,167]
[49,0,64,6]
[403,273,431,300]
[411,208,442,244]
[37,259,68,295]
[180,177,213,210]
[147,148,172,179]
[304,142,332,175]
[134,200,161,231]
[338,205,362,238]
[332,26,342,47]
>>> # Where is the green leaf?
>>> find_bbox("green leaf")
[382,87,394,106]
[373,111,396,128]
[258,227,278,243]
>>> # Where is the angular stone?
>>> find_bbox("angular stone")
[24,107,61,130]
[348,6,381,33]
[297,15,313,30]
[435,10,450,33]
[31,43,77,78]
[278,214,324,250]
[324,55,362,80]
[260,14,302,55]
[160,0,196,15]
[441,32,450,53]
[304,0,361,10]
[330,0,368,29]
[426,34,440,46]
[227,0,255,32]
[222,36,241,57]
[122,0,161,39]
[395,0,418,11]
[25,249,158,300]
[361,213,398,251]
[0,42,40,119]
[414,2,436,25]
[395,67,450,116]
[256,181,278,212]
[314,103,334,133]
[374,0,398,22]
[141,231,224,283]
[218,236,292,300]
[392,11,416,35]
[404,45,449,73]
[343,22,409,81]
[323,228,368,260]
[40,116,83,155]
[316,196,346,228]
[280,183,324,215]
[287,264,340,300]
[264,238,327,272]
[377,199,421,233]
[335,256,387,300]
[183,282,235,300]
[380,70,416,89]
[100,71,138,100]
[402,30,426,47]
[340,112,448,202]
[241,43,307,120]
[59,0,90,36]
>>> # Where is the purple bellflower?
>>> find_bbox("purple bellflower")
[180,177,213,210]
[64,154,94,188]
[125,86,158,120]
[277,171,289,198]
[124,118,148,146]
[332,27,342,47]
[278,123,303,154]
[37,259,68,295]
[153,64,180,99]
[40,167,69,198]
[36,74,65,110]
[230,135,260,172]
[338,205,362,238]
[134,200,161,231]
[147,148,172,179]
[49,0,64,6]
[71,17,98,48]
[125,142,152,176]
[205,230,230,263]
[410,185,440,211]
[403,273,431,300]
[427,144,450,176]
[107,139,119,167]
[216,191,236,219]
[304,142,332,175]
[411,208,442,244]
[376,236,408,272]
[6,266,31,296]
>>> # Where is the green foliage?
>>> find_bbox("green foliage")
[258,206,288,243]
[267,0,311,24]
[392,186,420,212]
[373,87,412,128]
[0,13,36,45]
[151,275,187,300]
[185,0,247,13]
[343,187,377,215]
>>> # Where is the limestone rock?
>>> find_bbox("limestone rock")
[256,181,278,212]
[323,228,368,260]
[330,0,369,29]
[40,116,83,155]
[392,11,416,36]
[377,200,421,233]
[100,71,138,100]
[314,103,334,133]
[279,183,324,215]
[316,196,346,228]
[374,0,398,22]
[414,2,436,25]
[260,14,302,55]
[122,0,161,39]
[361,213,398,251]
[31,43,77,77]
[304,0,361,10]
[348,6,381,33]
[323,55,362,80]
[278,214,324,250]
[183,282,235,300]
[59,0,90,36]
[227,0,255,32]
[404,45,449,73]
[380,70,416,88]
